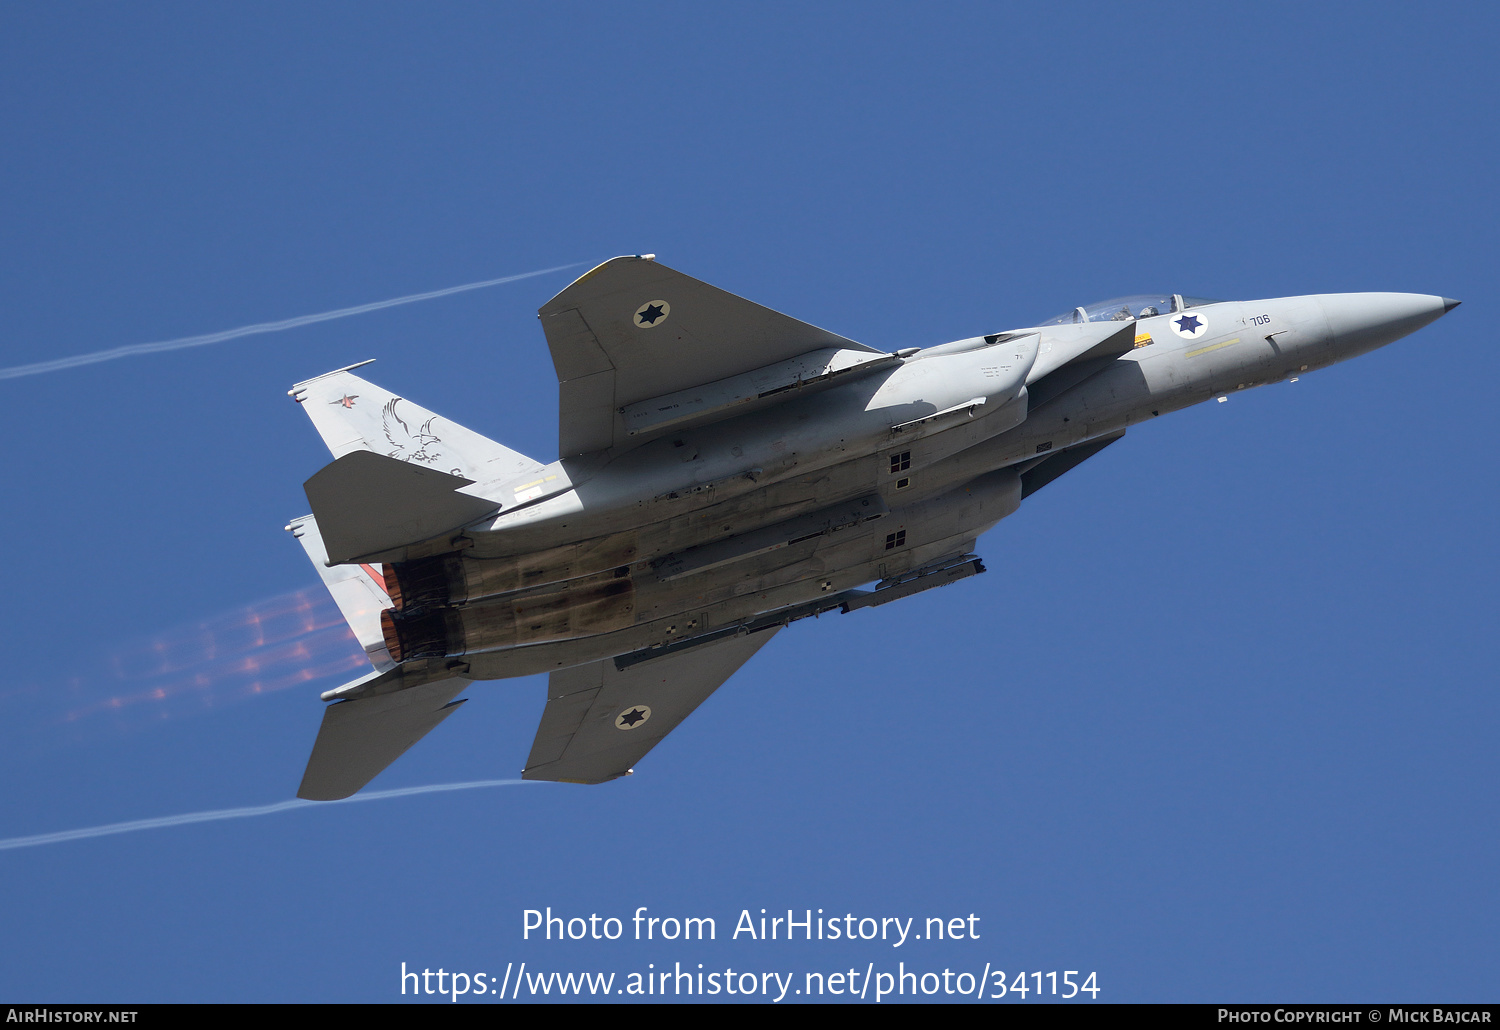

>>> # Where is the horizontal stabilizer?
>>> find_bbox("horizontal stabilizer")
[523,629,779,784]
[304,450,501,564]
[539,255,882,455]
[290,365,546,485]
[297,675,470,800]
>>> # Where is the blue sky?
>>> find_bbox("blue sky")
[0,2,1494,1003]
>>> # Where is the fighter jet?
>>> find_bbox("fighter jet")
[284,255,1458,799]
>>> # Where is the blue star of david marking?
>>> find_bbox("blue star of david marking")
[636,304,665,326]
[1175,314,1203,334]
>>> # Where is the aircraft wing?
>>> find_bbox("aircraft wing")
[539,256,882,456]
[522,628,780,783]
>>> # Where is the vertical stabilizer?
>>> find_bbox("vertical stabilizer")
[286,513,395,671]
[289,364,545,485]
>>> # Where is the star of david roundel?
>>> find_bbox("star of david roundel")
[614,705,652,730]
[1170,311,1209,339]
[634,300,670,329]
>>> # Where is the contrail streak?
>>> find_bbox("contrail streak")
[0,778,536,852]
[0,262,583,381]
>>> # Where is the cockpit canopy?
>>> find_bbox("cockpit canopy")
[1041,294,1224,326]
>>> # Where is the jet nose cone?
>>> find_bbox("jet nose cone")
[1443,297,1461,312]
[1317,293,1452,357]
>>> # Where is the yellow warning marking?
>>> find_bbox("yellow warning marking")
[1134,333,1153,348]
[513,474,558,493]
[1185,336,1240,359]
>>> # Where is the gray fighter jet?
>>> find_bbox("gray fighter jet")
[285,256,1458,799]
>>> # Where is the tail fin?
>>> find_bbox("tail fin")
[289,362,546,484]
[286,513,395,672]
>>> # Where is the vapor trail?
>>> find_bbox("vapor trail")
[0,778,535,852]
[0,263,583,381]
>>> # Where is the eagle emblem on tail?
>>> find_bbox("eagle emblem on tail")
[382,398,445,465]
